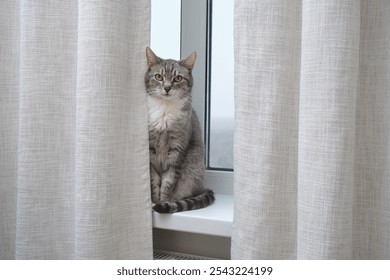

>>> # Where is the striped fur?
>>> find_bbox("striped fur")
[153,189,215,213]
[145,47,215,213]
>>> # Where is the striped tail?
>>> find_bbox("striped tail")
[153,189,215,213]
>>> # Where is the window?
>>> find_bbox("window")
[150,0,181,60]
[151,0,234,194]
[208,0,234,170]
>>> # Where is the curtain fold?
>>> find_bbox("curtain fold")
[0,0,20,260]
[0,0,152,259]
[232,0,301,259]
[233,0,390,259]
[298,0,360,259]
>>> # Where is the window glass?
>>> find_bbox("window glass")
[151,0,234,171]
[208,0,234,170]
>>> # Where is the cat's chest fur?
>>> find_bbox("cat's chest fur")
[147,95,186,131]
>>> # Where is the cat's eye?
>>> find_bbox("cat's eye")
[173,75,183,83]
[155,74,163,81]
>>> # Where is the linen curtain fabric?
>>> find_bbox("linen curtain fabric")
[233,0,390,259]
[0,0,152,259]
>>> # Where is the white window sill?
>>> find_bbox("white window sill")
[152,194,233,238]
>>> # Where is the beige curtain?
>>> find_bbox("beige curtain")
[0,0,152,259]
[233,0,390,259]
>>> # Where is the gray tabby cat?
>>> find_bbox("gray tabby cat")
[145,47,215,213]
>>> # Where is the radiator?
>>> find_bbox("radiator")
[153,250,213,260]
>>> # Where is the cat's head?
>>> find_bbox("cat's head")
[145,47,196,100]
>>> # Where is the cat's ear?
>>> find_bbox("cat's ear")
[180,51,197,71]
[146,47,161,68]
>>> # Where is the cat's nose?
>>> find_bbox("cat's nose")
[164,85,171,93]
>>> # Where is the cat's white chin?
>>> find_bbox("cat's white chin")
[147,95,187,131]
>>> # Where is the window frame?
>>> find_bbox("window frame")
[181,0,233,195]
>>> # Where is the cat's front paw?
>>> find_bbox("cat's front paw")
[153,202,170,213]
